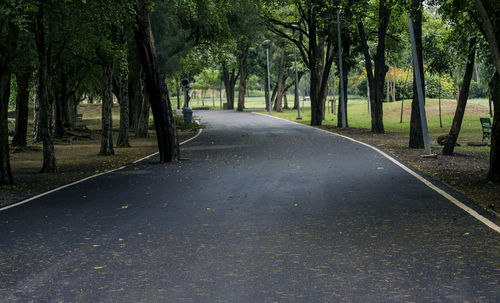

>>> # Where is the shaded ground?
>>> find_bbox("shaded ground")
[320,125,499,215]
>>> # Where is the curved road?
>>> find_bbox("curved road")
[1,111,499,302]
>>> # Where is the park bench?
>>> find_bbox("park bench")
[480,117,492,141]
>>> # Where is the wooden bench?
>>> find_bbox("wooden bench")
[480,117,492,141]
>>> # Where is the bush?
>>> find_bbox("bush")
[468,81,488,98]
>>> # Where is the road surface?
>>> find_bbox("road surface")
[1,111,499,302]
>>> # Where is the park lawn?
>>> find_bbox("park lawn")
[2,104,197,208]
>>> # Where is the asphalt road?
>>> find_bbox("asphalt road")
[1,111,499,302]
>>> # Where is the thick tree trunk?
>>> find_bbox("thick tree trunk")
[237,45,249,112]
[409,0,425,148]
[489,72,500,181]
[134,0,179,162]
[116,59,131,148]
[12,72,31,147]
[442,38,477,155]
[100,63,114,155]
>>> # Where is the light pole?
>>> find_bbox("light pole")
[292,27,302,120]
[337,7,346,128]
[264,40,272,113]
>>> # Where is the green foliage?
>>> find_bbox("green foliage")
[469,80,489,98]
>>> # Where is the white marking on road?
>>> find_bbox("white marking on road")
[0,128,203,212]
[254,112,500,234]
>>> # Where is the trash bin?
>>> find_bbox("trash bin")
[183,107,193,123]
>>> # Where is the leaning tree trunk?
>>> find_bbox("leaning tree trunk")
[442,38,477,155]
[409,0,425,148]
[12,71,31,147]
[489,72,500,181]
[116,59,131,148]
[100,63,115,155]
[134,0,179,162]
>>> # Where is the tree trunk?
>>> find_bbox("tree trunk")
[222,64,237,110]
[116,59,131,148]
[134,0,179,162]
[35,12,57,173]
[358,0,390,134]
[53,82,66,139]
[32,74,42,142]
[100,63,115,155]
[0,70,14,185]
[12,72,31,147]
[489,72,500,181]
[136,83,150,138]
[443,38,477,155]
[237,44,249,112]
[409,0,425,148]
[176,79,181,110]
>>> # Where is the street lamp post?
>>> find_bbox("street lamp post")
[264,40,272,114]
[293,39,302,120]
[337,8,346,128]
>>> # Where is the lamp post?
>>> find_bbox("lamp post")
[264,40,272,113]
[291,27,302,120]
[337,7,346,128]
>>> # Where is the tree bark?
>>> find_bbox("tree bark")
[442,38,477,155]
[35,12,57,173]
[134,0,179,162]
[100,62,115,155]
[222,64,237,110]
[116,59,131,148]
[0,71,14,185]
[489,72,500,180]
[12,72,31,147]
[237,44,249,112]
[53,82,66,139]
[358,0,390,133]
[32,74,42,142]
[409,0,426,148]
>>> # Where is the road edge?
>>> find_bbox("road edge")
[0,128,204,212]
[254,112,500,234]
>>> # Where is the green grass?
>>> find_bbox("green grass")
[265,97,492,159]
